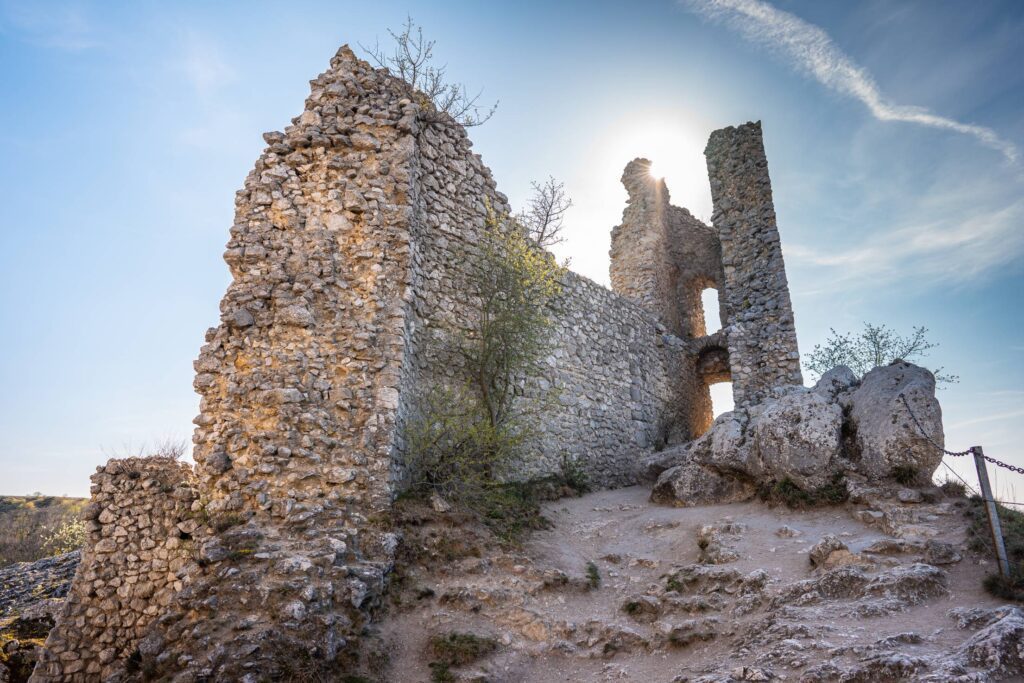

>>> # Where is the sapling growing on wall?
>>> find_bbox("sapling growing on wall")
[405,204,566,507]
[361,16,498,127]
[804,322,958,385]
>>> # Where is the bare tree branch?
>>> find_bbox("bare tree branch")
[517,176,573,248]
[360,16,498,127]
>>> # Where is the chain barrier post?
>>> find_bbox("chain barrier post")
[973,446,1011,577]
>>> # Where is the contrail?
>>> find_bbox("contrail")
[680,0,1018,163]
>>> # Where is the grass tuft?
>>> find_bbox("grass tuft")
[756,473,849,509]
[427,631,498,680]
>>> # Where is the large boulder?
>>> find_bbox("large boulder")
[649,361,946,507]
[651,461,755,507]
[690,411,758,479]
[844,361,944,480]
[748,388,843,491]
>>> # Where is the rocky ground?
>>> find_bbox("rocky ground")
[373,485,1023,682]
[0,551,79,682]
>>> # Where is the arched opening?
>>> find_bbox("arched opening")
[701,287,722,334]
[695,344,733,433]
[710,381,734,418]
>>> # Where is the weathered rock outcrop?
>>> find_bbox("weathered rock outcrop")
[843,360,944,478]
[648,361,945,506]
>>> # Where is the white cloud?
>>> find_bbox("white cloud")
[680,0,1019,163]
[786,194,1024,291]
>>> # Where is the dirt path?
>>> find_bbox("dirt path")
[376,486,1017,682]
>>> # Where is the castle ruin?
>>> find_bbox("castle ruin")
[31,45,806,681]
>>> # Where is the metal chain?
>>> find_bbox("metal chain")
[900,393,1024,474]
[898,394,974,457]
[978,453,1024,476]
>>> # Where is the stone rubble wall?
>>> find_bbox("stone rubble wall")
[125,46,416,680]
[30,458,197,682]
[705,122,803,407]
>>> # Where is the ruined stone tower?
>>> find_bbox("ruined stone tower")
[610,122,802,435]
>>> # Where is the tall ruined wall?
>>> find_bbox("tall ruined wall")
[39,46,684,681]
[123,47,417,680]
[403,135,688,488]
[705,122,802,407]
[610,159,724,341]
[31,458,197,682]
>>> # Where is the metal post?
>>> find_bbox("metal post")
[973,446,1011,577]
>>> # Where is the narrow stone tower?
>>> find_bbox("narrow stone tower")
[610,121,802,434]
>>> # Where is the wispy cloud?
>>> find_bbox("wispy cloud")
[950,408,1024,430]
[680,0,1019,163]
[786,194,1024,291]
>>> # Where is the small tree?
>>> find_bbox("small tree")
[405,204,565,502]
[804,323,958,384]
[518,176,572,248]
[361,16,498,127]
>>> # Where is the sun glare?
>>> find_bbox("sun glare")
[592,113,714,220]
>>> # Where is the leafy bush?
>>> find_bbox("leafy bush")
[804,322,957,384]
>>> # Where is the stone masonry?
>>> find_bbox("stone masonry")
[31,458,197,681]
[33,45,806,680]
[705,122,803,407]
[610,122,802,435]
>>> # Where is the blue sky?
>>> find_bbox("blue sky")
[1,0,1021,497]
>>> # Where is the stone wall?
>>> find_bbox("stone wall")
[31,458,197,682]
[401,130,688,488]
[705,122,803,407]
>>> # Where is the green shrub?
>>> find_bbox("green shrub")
[757,473,849,509]
[404,204,567,538]
[586,561,601,589]
[425,634,497,671]
[891,465,921,486]
[982,573,1024,602]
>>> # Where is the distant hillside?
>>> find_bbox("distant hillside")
[0,496,87,568]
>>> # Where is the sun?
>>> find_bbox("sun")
[594,112,713,218]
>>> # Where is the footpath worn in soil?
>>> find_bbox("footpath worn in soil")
[378,485,1023,682]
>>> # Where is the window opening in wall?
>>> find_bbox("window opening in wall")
[701,287,722,334]
[710,381,733,419]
